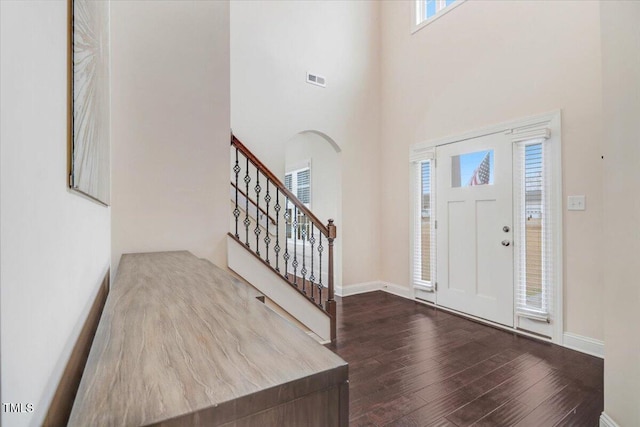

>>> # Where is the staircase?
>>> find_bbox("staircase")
[227,135,337,343]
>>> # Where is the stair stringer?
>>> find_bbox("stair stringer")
[227,235,331,342]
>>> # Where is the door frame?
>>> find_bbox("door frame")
[409,110,563,345]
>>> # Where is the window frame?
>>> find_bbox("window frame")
[514,139,548,317]
[412,0,467,34]
[284,166,311,209]
[410,149,436,295]
[510,122,562,340]
[285,165,311,242]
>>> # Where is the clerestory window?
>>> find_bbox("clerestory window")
[413,0,465,33]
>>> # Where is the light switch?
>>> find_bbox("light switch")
[568,195,586,211]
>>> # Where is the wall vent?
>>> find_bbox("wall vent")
[306,72,326,88]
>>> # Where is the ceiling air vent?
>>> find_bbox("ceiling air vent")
[306,72,326,88]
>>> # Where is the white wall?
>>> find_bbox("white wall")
[231,0,381,286]
[285,132,341,228]
[600,1,640,425]
[0,2,111,426]
[110,0,230,274]
[380,0,604,341]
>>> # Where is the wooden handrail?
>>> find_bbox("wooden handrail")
[231,135,329,237]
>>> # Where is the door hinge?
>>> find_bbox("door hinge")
[434,282,438,291]
[434,220,438,229]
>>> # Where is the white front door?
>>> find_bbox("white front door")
[436,132,514,326]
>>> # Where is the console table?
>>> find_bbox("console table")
[68,251,348,426]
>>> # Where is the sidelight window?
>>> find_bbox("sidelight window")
[411,152,436,289]
[514,138,554,322]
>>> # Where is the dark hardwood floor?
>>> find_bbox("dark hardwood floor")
[326,291,603,427]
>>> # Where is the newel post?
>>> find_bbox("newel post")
[325,219,337,343]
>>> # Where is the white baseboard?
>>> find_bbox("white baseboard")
[336,281,382,297]
[337,281,414,299]
[380,282,414,299]
[600,412,620,427]
[563,332,605,359]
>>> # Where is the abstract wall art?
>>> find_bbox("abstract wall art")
[68,0,111,205]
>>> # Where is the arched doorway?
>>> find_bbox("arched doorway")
[284,131,342,289]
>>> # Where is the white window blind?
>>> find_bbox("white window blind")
[284,167,310,207]
[284,166,311,241]
[514,137,554,322]
[412,157,436,289]
[284,174,292,192]
[296,169,310,205]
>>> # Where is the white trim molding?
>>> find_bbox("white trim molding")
[337,281,413,299]
[336,281,381,297]
[563,332,605,359]
[381,282,414,299]
[600,412,620,427]
[413,110,562,152]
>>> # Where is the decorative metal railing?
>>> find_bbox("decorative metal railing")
[229,135,337,341]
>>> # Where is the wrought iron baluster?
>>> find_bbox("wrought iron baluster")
[274,190,281,272]
[309,224,316,302]
[301,217,307,295]
[243,157,251,247]
[264,178,271,264]
[283,197,290,280]
[292,206,298,288]
[254,169,261,257]
[233,147,240,238]
[318,233,323,307]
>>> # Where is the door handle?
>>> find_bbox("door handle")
[501,240,511,247]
